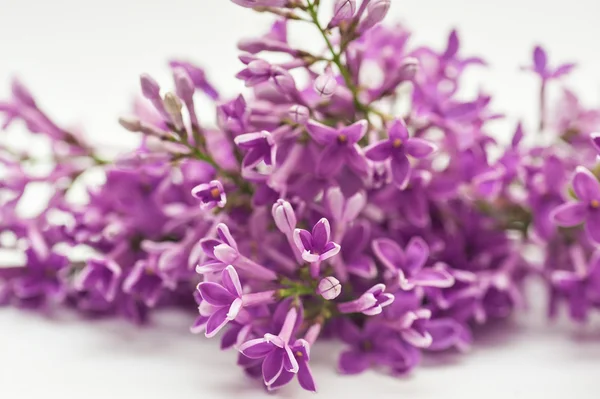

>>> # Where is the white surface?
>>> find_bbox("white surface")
[1,0,600,398]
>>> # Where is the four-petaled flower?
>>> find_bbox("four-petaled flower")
[551,166,600,244]
[306,119,370,177]
[293,218,341,277]
[365,118,437,188]
[234,130,276,170]
[372,236,454,290]
[191,180,226,210]
[197,265,243,338]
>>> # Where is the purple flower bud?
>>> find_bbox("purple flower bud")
[360,0,391,31]
[288,105,309,124]
[118,116,142,132]
[231,0,287,8]
[272,199,297,234]
[173,67,195,104]
[317,277,342,300]
[140,74,161,100]
[328,0,357,29]
[271,68,297,96]
[314,66,337,98]
[399,57,419,81]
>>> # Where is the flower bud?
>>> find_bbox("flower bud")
[272,199,297,234]
[118,116,142,132]
[360,0,391,31]
[288,105,309,124]
[272,68,297,96]
[399,57,419,81]
[314,66,337,98]
[317,277,342,300]
[328,0,357,29]
[140,74,161,100]
[173,67,195,104]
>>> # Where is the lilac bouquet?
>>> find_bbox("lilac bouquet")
[1,0,600,393]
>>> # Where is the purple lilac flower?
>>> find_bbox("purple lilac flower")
[365,119,437,188]
[338,283,395,315]
[293,218,341,277]
[191,180,226,210]
[306,119,370,177]
[372,236,454,290]
[234,130,276,170]
[551,166,600,244]
[74,258,122,302]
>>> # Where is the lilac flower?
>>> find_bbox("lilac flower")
[306,119,369,177]
[372,237,454,290]
[74,258,122,302]
[234,131,276,170]
[293,218,341,277]
[239,19,296,56]
[122,260,165,308]
[551,166,600,244]
[551,249,600,322]
[337,221,377,279]
[191,180,226,210]
[324,186,366,227]
[238,307,301,387]
[169,60,219,100]
[522,45,576,80]
[365,119,437,188]
[197,266,244,337]
[268,338,317,392]
[337,319,420,375]
[338,284,395,315]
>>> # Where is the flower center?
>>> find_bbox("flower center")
[337,134,347,144]
[361,340,372,351]
[210,188,221,199]
[591,199,600,209]
[145,267,155,276]
[392,138,403,148]
[296,351,303,357]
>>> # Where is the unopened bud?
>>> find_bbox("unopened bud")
[399,57,419,81]
[140,74,161,100]
[163,92,185,131]
[118,116,142,132]
[288,105,310,124]
[360,0,391,31]
[314,66,337,98]
[272,199,297,234]
[317,277,342,300]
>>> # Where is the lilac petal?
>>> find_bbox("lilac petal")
[220,325,241,349]
[551,271,580,293]
[213,244,238,264]
[551,202,587,226]
[426,318,463,351]
[190,315,209,334]
[317,144,346,177]
[346,145,370,176]
[228,298,243,320]
[391,153,411,188]
[320,242,341,261]
[239,338,275,359]
[338,350,370,375]
[585,211,600,244]
[372,238,405,272]
[444,29,460,59]
[200,238,220,258]
[263,349,285,386]
[533,46,547,75]
[573,166,600,202]
[306,121,338,145]
[312,218,331,251]
[404,237,429,274]
[591,132,600,153]
[268,370,295,391]
[265,333,286,348]
[216,223,238,249]
[205,307,230,338]
[293,229,313,252]
[242,148,265,169]
[198,282,235,306]
[297,361,317,392]
[405,138,437,158]
[347,255,377,279]
[221,265,242,297]
[283,345,300,373]
[234,131,268,150]
[341,120,368,143]
[195,260,227,275]
[364,141,393,161]
[388,119,409,142]
[401,328,433,348]
[409,267,455,288]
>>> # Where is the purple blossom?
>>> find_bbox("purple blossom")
[74,258,122,302]
[372,237,454,290]
[338,284,395,315]
[231,0,288,8]
[234,130,276,170]
[365,119,437,188]
[306,119,370,177]
[197,266,244,337]
[523,45,576,80]
[293,218,341,277]
[551,166,600,244]
[191,180,226,210]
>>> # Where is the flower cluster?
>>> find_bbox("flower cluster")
[2,0,600,394]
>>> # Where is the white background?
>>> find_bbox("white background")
[1,0,600,397]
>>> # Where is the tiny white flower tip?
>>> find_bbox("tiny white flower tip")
[317,276,342,300]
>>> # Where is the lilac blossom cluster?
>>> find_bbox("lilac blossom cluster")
[2,0,600,393]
